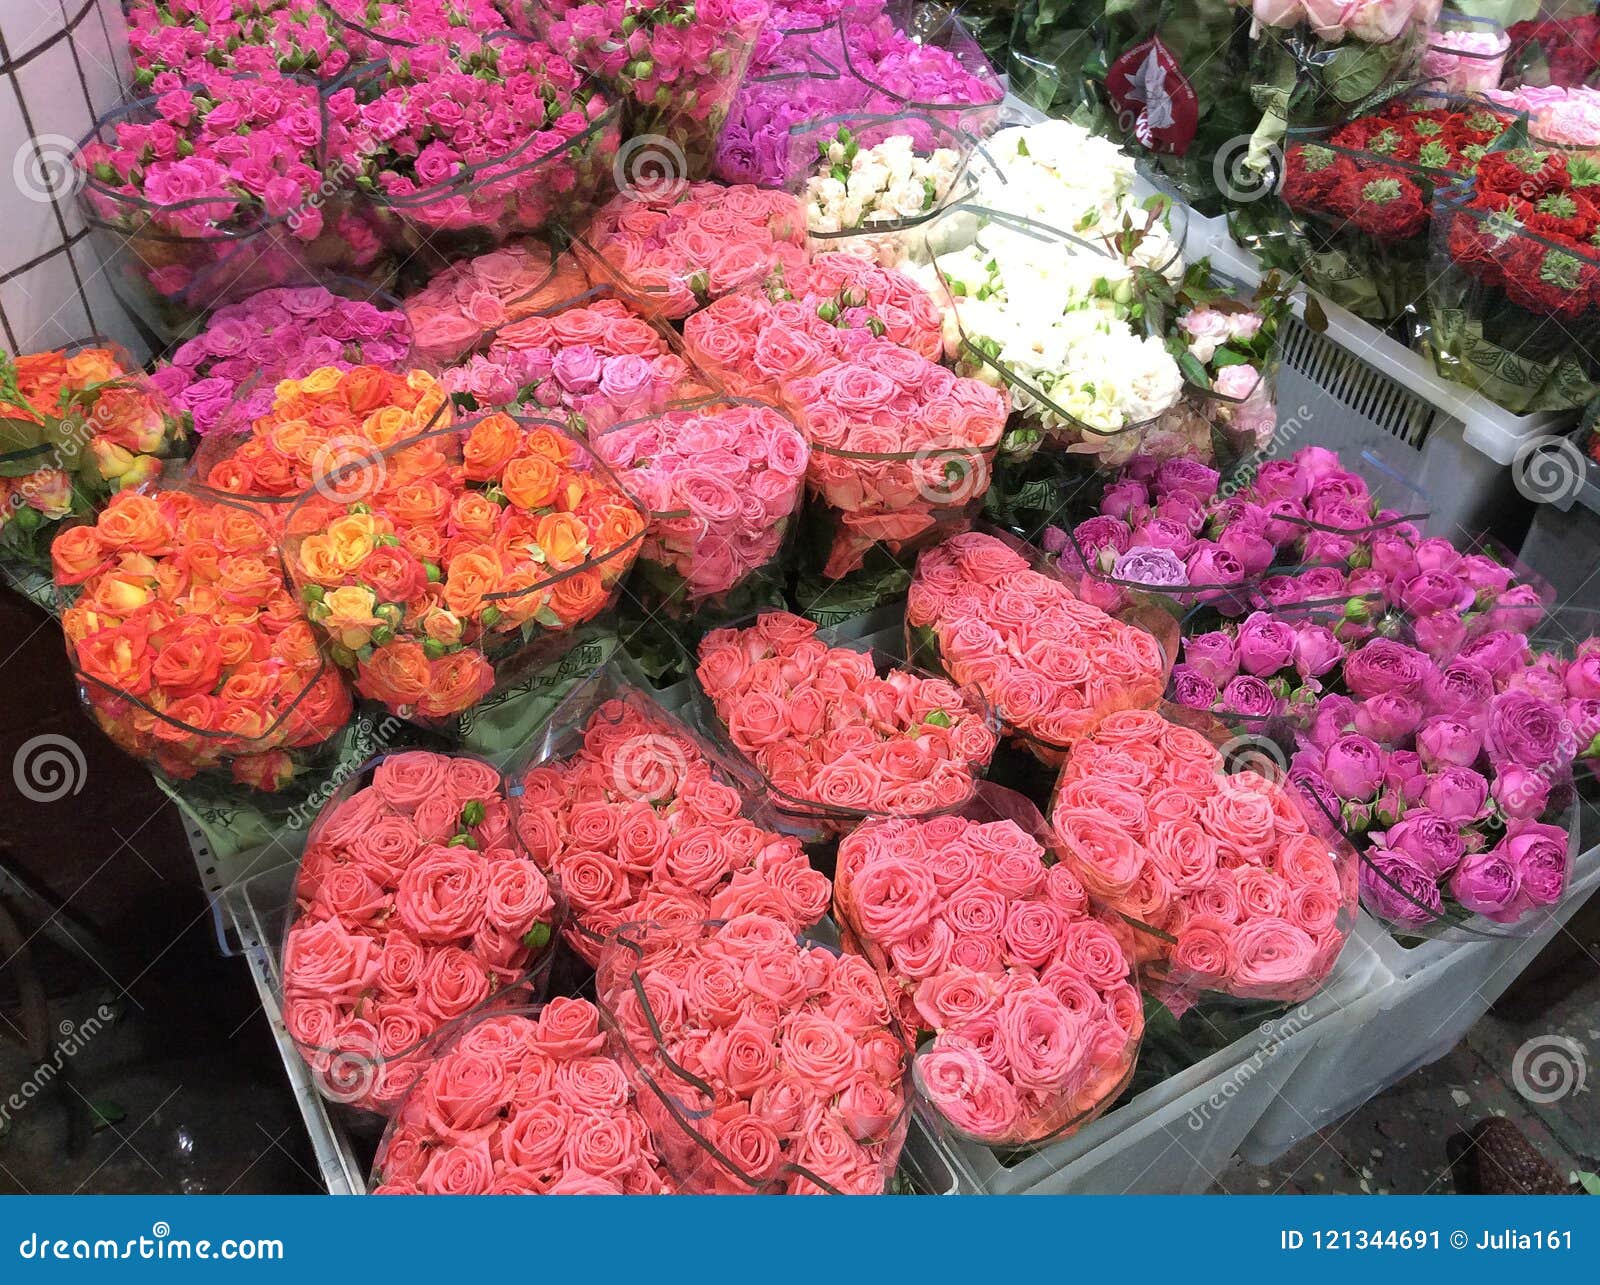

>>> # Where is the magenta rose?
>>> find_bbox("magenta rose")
[1184,631,1240,684]
[1448,849,1521,920]
[1379,809,1465,879]
[1360,848,1442,927]
[1322,734,1383,801]
[1236,612,1297,677]
[1484,691,1567,770]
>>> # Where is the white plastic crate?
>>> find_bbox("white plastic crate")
[1239,841,1600,1164]
[913,922,1390,1194]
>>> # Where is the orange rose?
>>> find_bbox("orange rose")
[294,533,345,584]
[387,481,452,527]
[357,640,432,706]
[417,648,495,718]
[484,567,547,628]
[217,663,276,706]
[51,525,106,585]
[181,540,223,585]
[519,426,574,464]
[501,454,560,510]
[232,750,296,792]
[590,501,646,552]
[202,458,256,495]
[451,491,501,540]
[547,567,608,624]
[215,555,280,607]
[361,405,416,448]
[272,620,322,666]
[462,413,522,482]
[442,546,503,617]
[75,622,154,696]
[533,512,590,571]
[340,366,394,416]
[420,606,466,646]
[399,523,445,564]
[325,513,379,571]
[94,494,172,554]
[320,584,383,649]
[213,507,273,555]
[297,367,343,397]
[281,669,352,747]
[216,623,265,668]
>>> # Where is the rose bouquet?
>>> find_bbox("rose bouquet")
[332,33,620,258]
[1426,144,1600,412]
[1504,16,1600,89]
[953,120,1187,280]
[325,0,511,58]
[510,670,831,962]
[51,488,352,791]
[834,0,1003,136]
[1278,100,1510,323]
[589,396,809,605]
[281,750,560,1113]
[1164,273,1280,444]
[695,610,999,836]
[791,113,978,267]
[918,221,1184,461]
[682,251,945,402]
[907,530,1177,763]
[447,297,707,427]
[76,72,381,337]
[127,1,356,85]
[788,334,1009,576]
[715,47,861,186]
[190,365,450,514]
[0,342,188,572]
[1050,706,1357,1002]
[370,1002,676,1194]
[577,182,808,321]
[403,241,593,366]
[1485,85,1600,149]
[597,914,911,1193]
[150,284,413,438]
[1419,13,1509,96]
[281,413,646,723]
[514,0,772,180]
[834,786,1142,1146]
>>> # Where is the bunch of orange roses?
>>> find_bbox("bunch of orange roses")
[193,364,450,509]
[51,488,353,790]
[282,411,647,722]
[0,342,187,569]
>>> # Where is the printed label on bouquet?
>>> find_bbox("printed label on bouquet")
[1105,36,1199,157]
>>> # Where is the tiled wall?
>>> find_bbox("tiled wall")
[0,0,141,360]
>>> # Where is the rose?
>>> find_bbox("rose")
[917,1045,1020,1140]
[1484,691,1567,770]
[425,1050,507,1135]
[396,848,488,942]
[483,859,554,938]
[416,947,490,1023]
[1449,849,1522,919]
[1236,612,1297,677]
[1360,848,1442,927]
[1492,766,1552,822]
[1380,810,1465,879]
[1227,917,1319,990]
[1504,820,1569,907]
[1322,734,1383,801]
[1184,631,1239,685]
[282,919,379,1001]
[1421,766,1490,823]
[1343,639,1434,700]
[846,856,939,945]
[1415,717,1483,770]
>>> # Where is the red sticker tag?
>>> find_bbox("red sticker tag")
[1105,36,1200,157]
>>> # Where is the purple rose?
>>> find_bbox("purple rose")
[1308,694,1358,749]
[1483,691,1567,770]
[1155,458,1219,500]
[1185,543,1244,587]
[1354,693,1423,743]
[1565,648,1600,699]
[1503,820,1569,908]
[1111,545,1187,587]
[551,346,603,392]
[1235,611,1296,677]
[1292,624,1343,680]
[1361,848,1443,927]
[1343,638,1435,700]
[1479,583,1545,636]
[1170,664,1220,711]
[1128,516,1197,558]
[1074,516,1132,561]
[1456,553,1513,595]
[1218,526,1275,576]
[1424,660,1495,717]
[1323,733,1384,801]
[1184,631,1240,685]
[1415,716,1483,770]
[1492,765,1552,821]
[1098,479,1149,521]
[1039,525,1068,556]
[1449,849,1522,920]
[1384,749,1427,804]
[1565,697,1600,748]
[1380,809,1466,878]
[1221,675,1279,718]
[1397,569,1474,618]
[1421,765,1490,823]
[1453,630,1531,683]
[1369,535,1419,584]
[1412,611,1469,661]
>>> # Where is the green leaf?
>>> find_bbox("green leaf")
[1212,347,1253,369]
[1177,351,1211,387]
[88,1100,126,1132]
[522,922,552,950]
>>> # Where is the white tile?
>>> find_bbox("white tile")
[70,2,127,118]
[1,248,93,352]
[14,33,93,158]
[0,0,70,59]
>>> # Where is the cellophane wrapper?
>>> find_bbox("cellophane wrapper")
[505,664,832,964]
[76,75,385,342]
[53,486,354,793]
[1275,100,1512,326]
[512,0,770,181]
[368,1000,678,1194]
[836,0,1004,137]
[1419,12,1510,97]
[906,526,1179,767]
[1048,703,1360,1004]
[785,110,982,268]
[279,414,647,727]
[340,34,622,263]
[588,395,809,612]
[692,611,1002,843]
[715,45,862,186]
[279,749,563,1114]
[833,782,1143,1148]
[1502,15,1600,90]
[0,338,189,573]
[1425,173,1600,413]
[596,915,913,1193]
